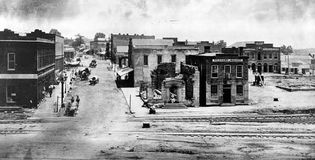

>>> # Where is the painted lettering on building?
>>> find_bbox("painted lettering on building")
[212,59,243,62]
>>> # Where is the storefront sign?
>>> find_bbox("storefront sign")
[263,48,279,51]
[243,48,255,51]
[212,59,243,62]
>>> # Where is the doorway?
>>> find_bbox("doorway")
[269,65,273,72]
[251,63,256,72]
[257,63,262,74]
[263,63,268,72]
[169,85,178,103]
[223,85,231,103]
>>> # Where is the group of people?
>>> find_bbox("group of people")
[253,72,265,86]
[64,95,80,117]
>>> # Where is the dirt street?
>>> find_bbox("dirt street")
[0,56,134,159]
[0,56,314,160]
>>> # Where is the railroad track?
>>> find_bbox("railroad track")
[0,129,38,135]
[0,117,74,124]
[131,114,315,124]
[103,131,315,139]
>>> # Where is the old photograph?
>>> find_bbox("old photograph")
[0,0,315,159]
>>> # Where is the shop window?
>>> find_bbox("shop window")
[211,85,218,96]
[236,85,243,96]
[157,55,162,64]
[171,55,176,63]
[236,65,243,78]
[8,53,15,71]
[211,65,218,78]
[144,55,148,66]
[6,85,16,103]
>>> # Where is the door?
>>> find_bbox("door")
[223,85,231,103]
[257,63,262,74]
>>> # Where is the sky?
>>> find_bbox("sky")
[0,0,315,49]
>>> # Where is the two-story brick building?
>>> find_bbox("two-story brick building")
[187,53,249,106]
[0,29,55,107]
[228,41,281,73]
[128,39,199,87]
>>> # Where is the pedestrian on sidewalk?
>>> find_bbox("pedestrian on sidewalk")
[71,96,75,103]
[76,95,80,104]
[48,86,53,97]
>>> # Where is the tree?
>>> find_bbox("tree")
[215,40,227,48]
[280,45,294,75]
[49,29,61,36]
[280,45,293,55]
[94,32,106,41]
[71,34,85,49]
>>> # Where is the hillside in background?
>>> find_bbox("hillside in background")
[293,48,315,55]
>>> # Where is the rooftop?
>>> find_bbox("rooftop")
[133,39,174,47]
[228,41,255,48]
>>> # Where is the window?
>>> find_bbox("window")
[211,65,218,78]
[7,53,15,71]
[37,48,54,69]
[274,53,278,59]
[211,85,218,96]
[157,55,162,64]
[264,53,267,59]
[171,55,176,63]
[144,55,148,66]
[258,52,261,60]
[224,65,231,73]
[236,85,243,96]
[251,53,255,59]
[269,53,272,59]
[236,65,243,78]
[6,85,16,103]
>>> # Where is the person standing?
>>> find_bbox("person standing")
[76,95,80,104]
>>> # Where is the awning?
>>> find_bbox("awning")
[117,67,133,76]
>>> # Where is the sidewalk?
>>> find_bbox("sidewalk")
[32,70,74,118]
[120,87,147,116]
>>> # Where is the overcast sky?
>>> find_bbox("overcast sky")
[0,0,315,49]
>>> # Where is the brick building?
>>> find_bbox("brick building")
[0,29,55,107]
[228,41,281,73]
[187,53,249,106]
[128,39,198,87]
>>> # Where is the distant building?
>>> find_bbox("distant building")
[162,39,226,53]
[90,38,106,53]
[126,38,198,87]
[64,45,76,62]
[0,29,55,107]
[280,53,312,75]
[111,33,155,64]
[228,41,281,74]
[52,34,64,74]
[197,41,226,53]
[187,52,249,106]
